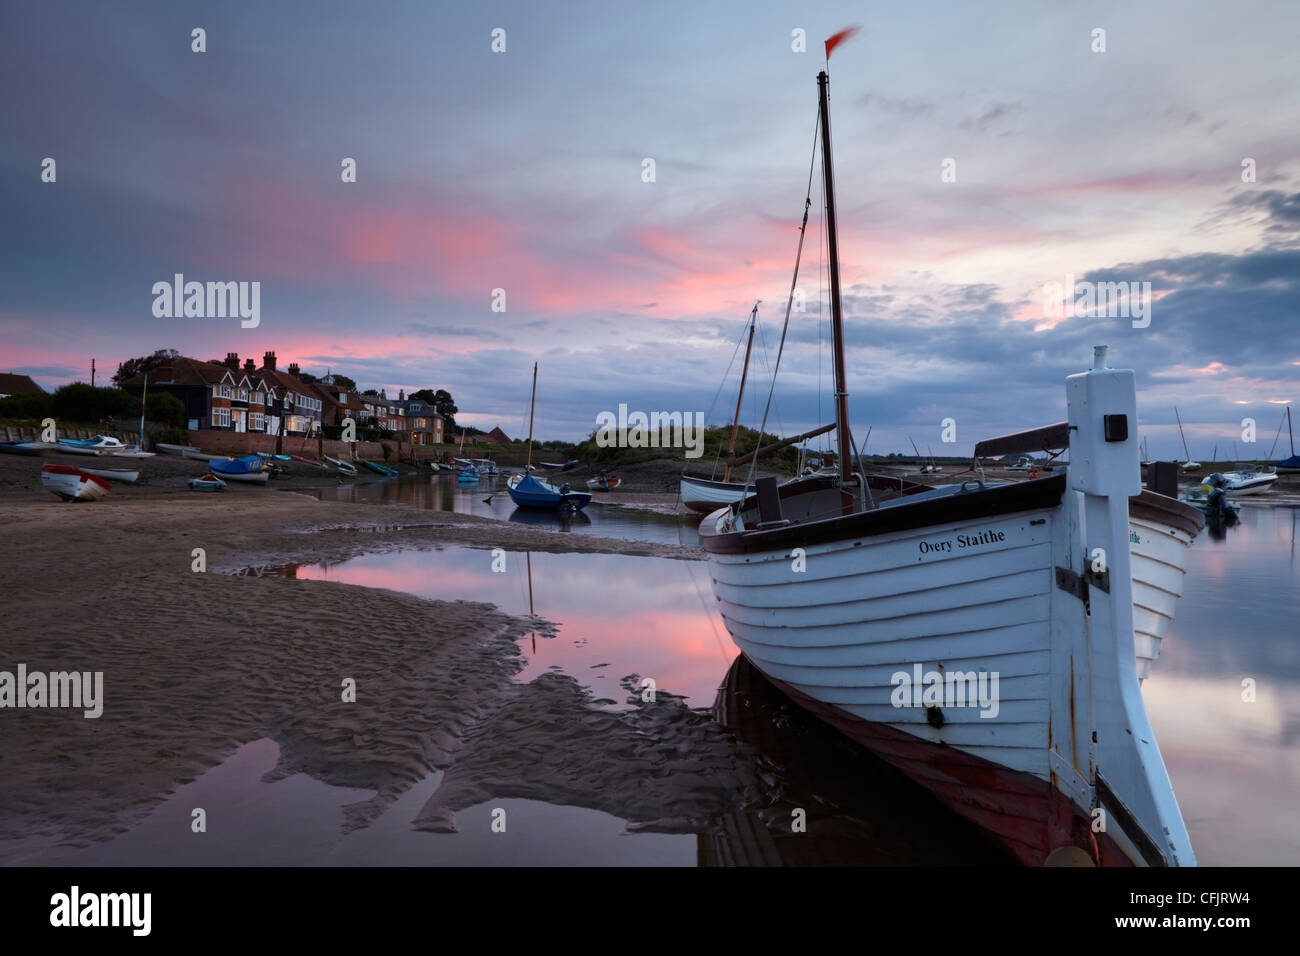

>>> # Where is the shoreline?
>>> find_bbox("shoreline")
[0,485,699,857]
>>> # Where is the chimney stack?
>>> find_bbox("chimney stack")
[243,358,255,372]
[288,362,301,378]
[225,352,240,370]
[262,351,277,371]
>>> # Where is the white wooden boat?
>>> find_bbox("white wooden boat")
[78,467,140,484]
[182,449,230,462]
[207,468,268,484]
[698,66,1193,867]
[681,474,750,513]
[41,464,111,501]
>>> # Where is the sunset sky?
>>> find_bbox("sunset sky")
[2,1,1298,458]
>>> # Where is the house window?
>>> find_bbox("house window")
[211,407,230,428]
[251,412,265,431]
[237,388,249,402]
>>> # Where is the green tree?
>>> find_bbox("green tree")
[52,384,135,424]
[411,388,458,430]
[145,392,186,428]
[113,348,180,386]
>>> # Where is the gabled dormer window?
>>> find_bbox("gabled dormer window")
[221,384,232,399]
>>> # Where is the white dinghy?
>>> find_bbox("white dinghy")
[41,464,112,501]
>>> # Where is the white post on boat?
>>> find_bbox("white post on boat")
[1067,344,1195,865]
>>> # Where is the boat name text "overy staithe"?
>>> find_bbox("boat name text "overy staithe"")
[917,528,1007,556]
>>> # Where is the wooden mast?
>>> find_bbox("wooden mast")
[1289,405,1295,457]
[525,361,538,469]
[723,303,758,482]
[818,70,853,507]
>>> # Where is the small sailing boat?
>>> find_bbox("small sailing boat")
[698,59,1195,867]
[681,303,757,513]
[507,363,592,511]
[1174,408,1201,471]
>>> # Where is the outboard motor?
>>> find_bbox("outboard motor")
[559,482,571,494]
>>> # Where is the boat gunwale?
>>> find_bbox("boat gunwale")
[700,473,1068,556]
[1130,488,1204,536]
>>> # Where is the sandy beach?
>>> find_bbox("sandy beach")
[0,453,709,858]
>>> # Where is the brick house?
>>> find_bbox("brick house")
[394,399,444,445]
[120,351,322,436]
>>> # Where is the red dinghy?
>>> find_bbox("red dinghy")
[41,464,112,501]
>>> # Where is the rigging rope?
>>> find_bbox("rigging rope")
[744,110,821,491]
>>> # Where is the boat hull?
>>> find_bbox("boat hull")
[1224,477,1277,496]
[210,469,268,484]
[701,467,1194,866]
[78,467,140,484]
[41,465,111,501]
[1128,491,1202,680]
[681,475,748,513]
[188,474,226,491]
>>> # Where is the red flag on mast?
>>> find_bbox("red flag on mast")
[825,25,861,59]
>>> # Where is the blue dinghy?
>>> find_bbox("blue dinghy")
[209,455,269,484]
[506,473,592,510]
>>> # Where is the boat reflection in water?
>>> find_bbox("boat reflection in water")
[507,506,592,531]
[700,655,1015,866]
